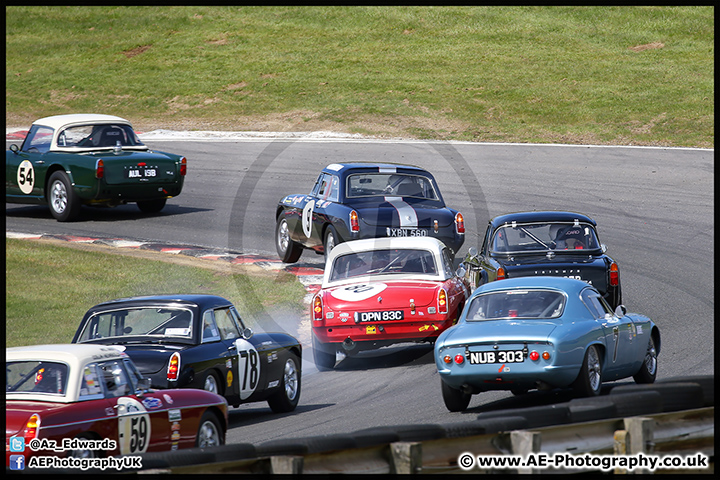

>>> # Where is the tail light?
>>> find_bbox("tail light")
[312,294,323,321]
[24,414,41,442]
[95,159,104,179]
[438,288,448,314]
[167,352,181,381]
[455,212,465,234]
[349,210,359,233]
[497,267,506,280]
[179,157,187,176]
[609,262,619,286]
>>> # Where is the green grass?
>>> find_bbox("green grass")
[5,238,307,348]
[5,6,713,147]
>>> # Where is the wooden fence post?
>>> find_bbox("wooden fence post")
[270,455,304,474]
[390,442,422,474]
[510,430,541,474]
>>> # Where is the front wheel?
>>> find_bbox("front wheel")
[47,171,81,221]
[195,411,224,448]
[572,345,603,397]
[267,354,301,413]
[633,335,658,384]
[441,379,471,412]
[275,216,302,263]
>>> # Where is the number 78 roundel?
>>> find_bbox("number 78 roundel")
[235,339,261,400]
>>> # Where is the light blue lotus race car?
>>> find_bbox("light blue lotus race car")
[434,276,660,411]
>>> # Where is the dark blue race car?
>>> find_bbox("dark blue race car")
[72,294,301,412]
[462,211,623,309]
[275,163,465,264]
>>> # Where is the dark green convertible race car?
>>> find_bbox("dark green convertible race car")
[6,114,187,221]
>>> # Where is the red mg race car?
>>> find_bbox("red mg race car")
[311,237,469,370]
[6,344,227,469]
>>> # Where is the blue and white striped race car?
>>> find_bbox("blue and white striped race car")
[275,163,465,264]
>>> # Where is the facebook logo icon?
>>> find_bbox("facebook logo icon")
[9,454,25,470]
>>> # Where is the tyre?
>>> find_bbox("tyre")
[323,225,339,265]
[275,216,302,263]
[633,334,658,384]
[572,345,602,397]
[202,371,222,396]
[195,410,224,448]
[267,353,301,413]
[312,334,336,371]
[137,198,167,213]
[441,378,471,412]
[69,433,102,458]
[47,171,81,221]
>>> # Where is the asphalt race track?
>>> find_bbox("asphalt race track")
[5,136,714,446]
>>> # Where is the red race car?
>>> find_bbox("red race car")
[6,344,227,470]
[311,237,469,370]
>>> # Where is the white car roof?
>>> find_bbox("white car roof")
[323,237,449,287]
[6,344,126,403]
[32,113,132,130]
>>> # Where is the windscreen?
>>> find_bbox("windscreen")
[330,248,437,282]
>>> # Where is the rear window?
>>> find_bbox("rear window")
[77,307,193,341]
[6,361,69,396]
[465,290,565,321]
[346,173,438,200]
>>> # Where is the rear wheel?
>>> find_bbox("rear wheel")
[195,411,224,448]
[312,334,336,371]
[47,171,81,221]
[69,433,103,458]
[137,198,167,213]
[441,379,471,412]
[633,335,658,384]
[323,225,339,265]
[276,216,302,263]
[267,354,301,413]
[572,345,602,397]
[203,371,222,396]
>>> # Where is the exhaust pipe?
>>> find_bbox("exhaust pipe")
[342,337,356,352]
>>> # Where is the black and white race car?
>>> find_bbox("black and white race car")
[275,162,465,264]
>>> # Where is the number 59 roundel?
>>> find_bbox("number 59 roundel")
[116,397,151,454]
[235,339,260,400]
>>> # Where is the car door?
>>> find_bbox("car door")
[297,172,340,247]
[208,306,264,403]
[228,306,264,402]
[6,125,53,199]
[581,289,634,377]
[478,224,502,284]
[94,359,169,455]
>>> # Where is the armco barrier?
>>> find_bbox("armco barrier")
[20,376,714,474]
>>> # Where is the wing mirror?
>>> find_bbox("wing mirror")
[455,263,467,278]
[241,327,254,340]
[614,305,627,317]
